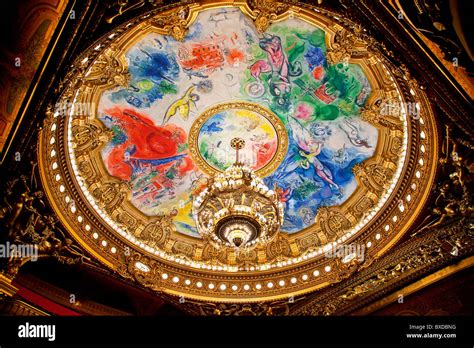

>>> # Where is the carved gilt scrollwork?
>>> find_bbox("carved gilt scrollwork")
[326,24,372,65]
[246,0,290,33]
[117,252,163,292]
[84,52,130,88]
[353,162,394,194]
[316,206,354,243]
[360,100,404,132]
[71,119,114,155]
[149,6,191,41]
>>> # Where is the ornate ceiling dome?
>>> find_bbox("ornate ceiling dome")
[39,1,437,302]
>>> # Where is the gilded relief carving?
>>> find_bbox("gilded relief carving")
[353,162,394,194]
[246,0,290,33]
[294,222,472,316]
[149,7,190,41]
[360,101,404,132]
[326,25,370,65]
[201,243,228,265]
[91,182,129,214]
[137,220,171,248]
[415,126,473,235]
[71,120,113,155]
[266,237,292,260]
[296,233,320,252]
[117,252,163,292]
[351,196,374,218]
[84,53,130,88]
[172,241,195,258]
[235,248,259,267]
[316,207,353,242]
[0,167,91,280]
[115,211,138,232]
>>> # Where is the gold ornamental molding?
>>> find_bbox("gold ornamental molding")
[0,274,18,297]
[291,219,474,315]
[38,0,438,302]
[352,256,474,315]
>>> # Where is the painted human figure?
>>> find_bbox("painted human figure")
[249,34,302,105]
[162,86,199,124]
[288,116,338,189]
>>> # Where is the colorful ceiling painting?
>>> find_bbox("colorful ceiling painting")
[39,0,441,302]
[191,101,286,175]
[98,7,377,236]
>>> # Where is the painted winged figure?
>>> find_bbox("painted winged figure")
[162,86,199,124]
[287,116,339,190]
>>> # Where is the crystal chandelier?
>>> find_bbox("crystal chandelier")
[192,138,284,249]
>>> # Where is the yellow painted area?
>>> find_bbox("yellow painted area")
[259,122,275,137]
[235,109,257,119]
[234,109,275,137]
[175,201,194,226]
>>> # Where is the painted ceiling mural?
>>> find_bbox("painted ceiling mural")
[40,0,439,302]
[98,7,377,237]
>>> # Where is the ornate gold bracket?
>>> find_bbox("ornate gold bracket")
[360,100,404,132]
[83,53,130,88]
[326,24,374,65]
[245,0,290,33]
[116,251,164,292]
[149,6,191,41]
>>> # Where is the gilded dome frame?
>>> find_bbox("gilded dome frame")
[38,1,438,302]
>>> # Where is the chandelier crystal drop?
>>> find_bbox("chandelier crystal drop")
[192,138,284,249]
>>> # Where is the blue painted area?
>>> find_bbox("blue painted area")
[304,45,326,69]
[264,128,369,233]
[111,49,180,107]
